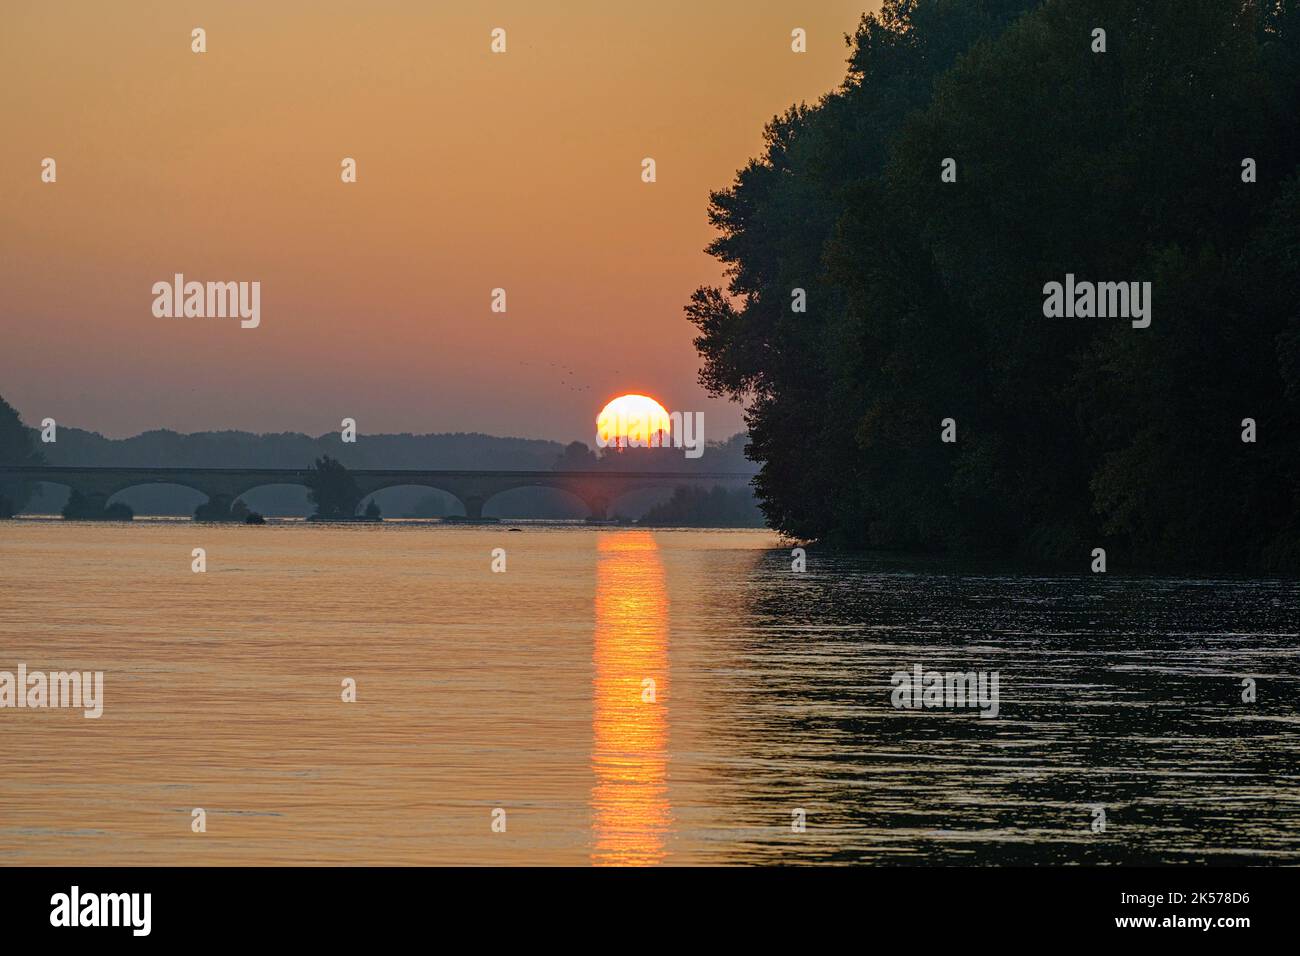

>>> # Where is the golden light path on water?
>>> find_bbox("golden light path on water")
[591,531,670,865]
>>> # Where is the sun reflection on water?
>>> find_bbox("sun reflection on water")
[591,531,671,865]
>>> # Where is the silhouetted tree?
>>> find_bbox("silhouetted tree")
[0,393,44,517]
[553,441,599,470]
[305,455,361,517]
[62,490,133,521]
[194,494,250,522]
[689,0,1300,569]
[640,485,764,527]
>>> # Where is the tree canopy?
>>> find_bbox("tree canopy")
[689,0,1300,569]
[0,393,44,517]
[305,455,362,518]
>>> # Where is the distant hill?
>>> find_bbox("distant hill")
[35,427,565,471]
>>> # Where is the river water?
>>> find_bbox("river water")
[1,519,1296,864]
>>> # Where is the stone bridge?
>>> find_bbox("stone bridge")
[0,465,754,520]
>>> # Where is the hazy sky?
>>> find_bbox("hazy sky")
[1,0,870,443]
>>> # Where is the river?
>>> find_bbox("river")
[1,519,1296,864]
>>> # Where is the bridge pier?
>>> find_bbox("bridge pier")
[462,495,486,520]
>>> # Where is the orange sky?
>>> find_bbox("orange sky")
[0,0,871,442]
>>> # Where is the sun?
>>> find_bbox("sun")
[596,394,672,449]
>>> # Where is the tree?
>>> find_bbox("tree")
[194,494,251,522]
[688,0,1300,569]
[553,440,598,470]
[304,455,361,517]
[62,490,133,521]
[640,485,764,527]
[0,393,44,518]
[689,0,1044,546]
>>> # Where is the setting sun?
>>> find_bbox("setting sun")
[596,394,672,449]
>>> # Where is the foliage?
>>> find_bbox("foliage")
[304,455,361,518]
[553,440,599,470]
[639,485,765,527]
[0,393,44,517]
[194,494,251,522]
[689,0,1300,569]
[61,490,133,521]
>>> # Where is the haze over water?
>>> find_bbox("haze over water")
[2,520,1297,865]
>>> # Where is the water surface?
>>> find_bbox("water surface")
[1,520,1296,864]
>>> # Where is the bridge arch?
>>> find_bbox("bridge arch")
[358,484,466,519]
[232,483,315,518]
[105,482,211,517]
[17,479,73,516]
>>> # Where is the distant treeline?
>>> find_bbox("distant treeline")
[36,427,564,471]
[640,486,764,528]
[689,0,1300,569]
